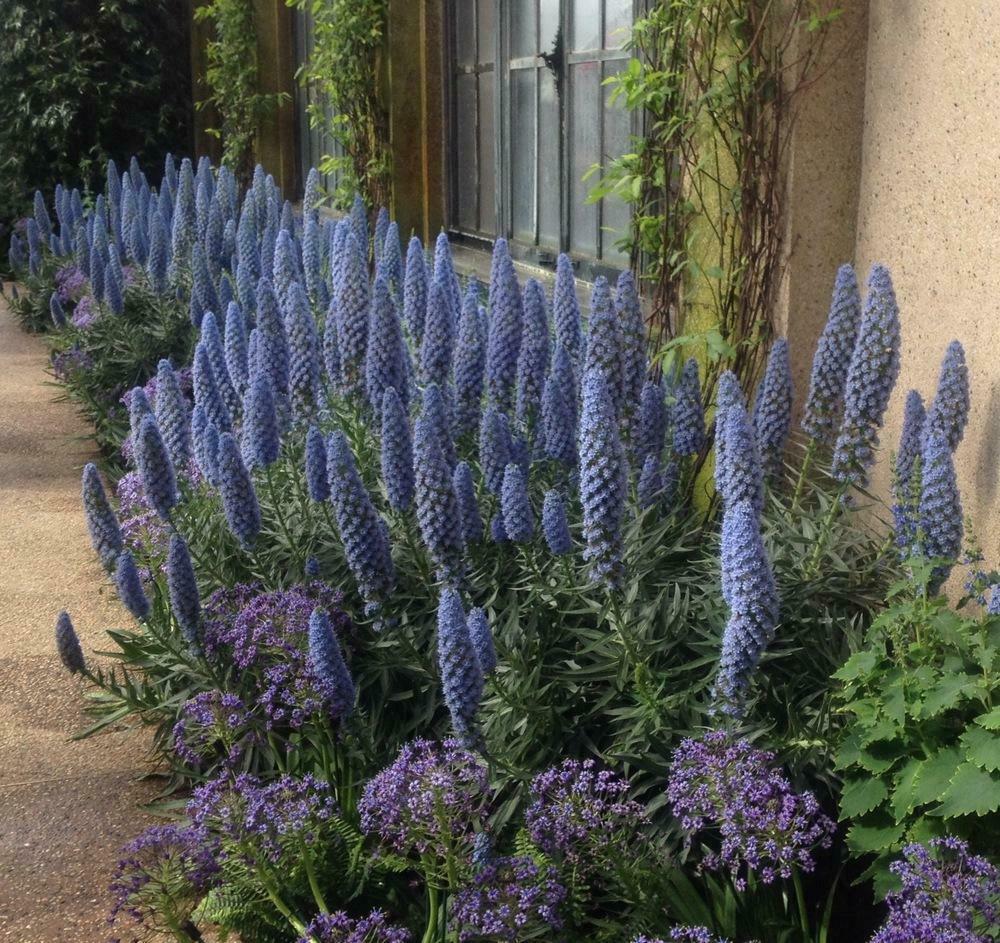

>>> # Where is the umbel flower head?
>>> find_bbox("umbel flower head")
[831,263,902,488]
[437,587,485,744]
[115,550,150,621]
[918,430,963,592]
[454,280,487,437]
[715,499,779,712]
[579,368,627,588]
[367,274,409,419]
[326,431,396,614]
[672,358,707,456]
[381,387,415,512]
[453,460,483,545]
[802,263,862,443]
[752,338,793,477]
[299,910,411,943]
[923,339,970,452]
[542,490,572,555]
[486,238,523,411]
[891,389,926,557]
[500,463,533,542]
[82,462,123,569]
[308,608,355,721]
[584,276,625,420]
[167,534,201,648]
[134,415,178,522]
[55,611,86,674]
[216,433,261,550]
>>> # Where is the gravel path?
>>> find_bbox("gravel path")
[0,296,156,941]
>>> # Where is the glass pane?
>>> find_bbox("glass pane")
[571,0,601,52]
[539,0,560,50]
[455,74,479,232]
[601,59,630,263]
[478,72,497,235]
[455,1,476,68]
[511,0,537,58]
[538,67,560,250]
[604,0,631,49]
[477,0,495,65]
[569,61,600,258]
[511,69,536,242]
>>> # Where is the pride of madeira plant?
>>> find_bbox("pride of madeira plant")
[12,155,1000,942]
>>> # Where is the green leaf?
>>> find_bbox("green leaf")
[961,726,1000,772]
[912,748,963,805]
[918,673,974,718]
[974,707,1000,731]
[833,649,878,683]
[936,763,1000,818]
[840,777,889,819]
[846,820,904,855]
[891,759,922,823]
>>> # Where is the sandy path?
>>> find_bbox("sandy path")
[0,295,157,941]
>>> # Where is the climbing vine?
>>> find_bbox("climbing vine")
[194,0,285,187]
[591,1,840,395]
[286,0,391,212]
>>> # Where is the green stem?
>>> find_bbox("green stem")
[804,486,847,578]
[792,868,811,942]
[298,837,329,913]
[791,439,817,513]
[421,882,440,943]
[266,463,305,572]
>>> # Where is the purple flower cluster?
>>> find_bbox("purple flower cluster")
[525,758,648,867]
[871,838,1000,943]
[55,264,87,303]
[666,732,834,890]
[173,690,256,768]
[71,294,98,329]
[51,346,93,380]
[635,930,731,943]
[116,471,172,573]
[188,771,337,864]
[299,909,412,943]
[201,582,350,729]
[451,855,566,942]
[359,738,490,863]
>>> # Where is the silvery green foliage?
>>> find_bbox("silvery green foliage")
[437,588,484,744]
[752,338,793,478]
[115,550,150,621]
[541,490,572,555]
[802,263,862,444]
[241,369,280,470]
[81,463,122,570]
[542,345,578,467]
[381,388,415,512]
[891,390,926,557]
[305,425,330,503]
[454,281,487,438]
[216,433,261,550]
[403,236,428,346]
[515,278,551,431]
[832,264,901,488]
[918,431,963,592]
[715,499,779,713]
[308,608,356,721]
[336,231,370,397]
[501,463,534,542]
[326,431,396,614]
[421,276,456,389]
[283,282,322,420]
[453,461,484,545]
[486,238,523,411]
[579,369,627,588]
[135,415,178,522]
[224,302,250,398]
[923,340,970,453]
[55,611,85,675]
[553,253,584,366]
[672,358,707,457]
[167,534,201,648]
[583,276,625,421]
[480,404,512,496]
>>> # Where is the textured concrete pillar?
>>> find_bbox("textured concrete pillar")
[255,0,299,196]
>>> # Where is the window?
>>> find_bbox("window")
[448,0,634,273]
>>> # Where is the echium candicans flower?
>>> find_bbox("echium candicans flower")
[515,278,551,431]
[501,463,533,542]
[326,431,396,613]
[892,389,926,557]
[542,490,572,555]
[336,231,370,397]
[831,264,902,487]
[381,388,414,511]
[241,368,280,469]
[453,461,483,545]
[802,263,862,443]
[666,732,834,891]
[146,209,169,293]
[421,382,457,470]
[115,550,150,621]
[104,260,124,315]
[193,342,232,434]
[752,338,793,477]
[634,929,730,943]
[33,190,52,240]
[366,275,409,419]
[302,214,322,303]
[49,293,66,328]
[672,358,707,457]
[236,195,259,280]
[713,370,745,472]
[302,166,321,217]
[918,431,963,592]
[403,236,428,346]
[235,259,256,314]
[637,378,668,467]
[923,340,970,452]
[454,281,486,437]
[216,433,261,550]
[433,230,463,330]
[55,611,86,674]
[305,425,329,502]
[579,369,627,588]
[715,500,779,711]
[479,404,512,495]
[200,312,239,417]
[421,275,456,387]
[374,207,389,265]
[380,221,403,297]
[82,462,123,569]
[170,158,196,265]
[283,282,322,419]
[167,534,201,648]
[616,270,647,429]
[191,243,219,315]
[308,608,355,721]
[553,253,583,365]
[467,607,495,675]
[638,454,664,509]
[191,405,218,484]
[715,391,764,515]
[349,192,368,249]
[256,277,290,396]
[542,344,578,467]
[224,302,249,397]
[135,415,178,521]
[486,238,523,410]
[299,910,411,943]
[437,588,484,744]
[584,276,625,419]
[414,402,466,583]
[272,229,299,301]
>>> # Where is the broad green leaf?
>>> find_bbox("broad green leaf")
[891,759,923,823]
[840,777,889,819]
[911,748,963,805]
[833,649,878,683]
[974,707,1000,731]
[961,726,1000,772]
[918,673,974,718]
[936,763,1000,818]
[845,820,904,855]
